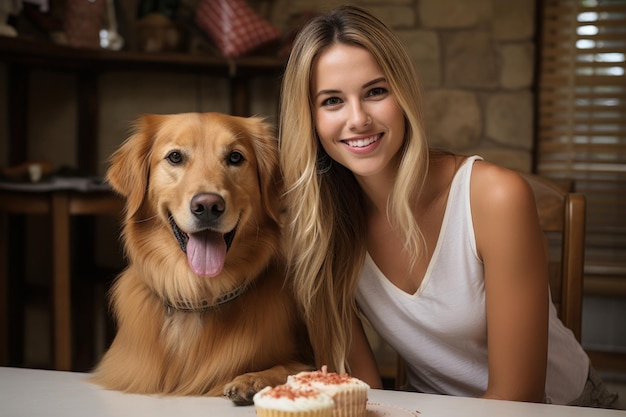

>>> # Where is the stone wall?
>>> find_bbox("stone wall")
[263,0,537,171]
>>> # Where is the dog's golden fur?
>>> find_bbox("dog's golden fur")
[91,112,311,404]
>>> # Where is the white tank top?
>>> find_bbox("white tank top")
[355,156,589,404]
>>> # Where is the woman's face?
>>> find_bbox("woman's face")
[311,43,405,180]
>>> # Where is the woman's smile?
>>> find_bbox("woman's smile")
[342,133,382,152]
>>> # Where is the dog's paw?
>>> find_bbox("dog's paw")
[223,380,258,405]
[223,373,274,405]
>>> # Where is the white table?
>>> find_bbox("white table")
[0,367,623,416]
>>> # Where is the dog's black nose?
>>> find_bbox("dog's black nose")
[190,193,225,222]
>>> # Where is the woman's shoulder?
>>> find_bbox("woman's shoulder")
[470,160,533,198]
[427,154,535,209]
[429,154,529,189]
[468,160,543,261]
[469,159,537,224]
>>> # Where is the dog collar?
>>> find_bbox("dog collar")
[164,283,249,315]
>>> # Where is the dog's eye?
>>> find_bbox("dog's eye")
[166,151,183,165]
[228,151,244,166]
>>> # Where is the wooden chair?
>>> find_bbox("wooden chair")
[393,172,587,389]
[520,172,586,341]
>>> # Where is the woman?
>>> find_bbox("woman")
[278,4,616,407]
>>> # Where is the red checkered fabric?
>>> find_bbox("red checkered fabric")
[195,0,280,57]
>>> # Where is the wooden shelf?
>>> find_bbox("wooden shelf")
[0,36,286,174]
[0,36,286,76]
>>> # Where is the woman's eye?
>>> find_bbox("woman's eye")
[367,87,388,97]
[166,151,183,164]
[321,97,342,107]
[228,151,244,165]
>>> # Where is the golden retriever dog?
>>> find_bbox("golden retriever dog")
[91,112,311,405]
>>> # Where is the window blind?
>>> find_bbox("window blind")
[537,0,626,290]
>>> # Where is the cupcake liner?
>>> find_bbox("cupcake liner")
[330,387,368,417]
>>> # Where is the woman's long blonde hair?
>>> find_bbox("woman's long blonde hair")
[279,5,429,373]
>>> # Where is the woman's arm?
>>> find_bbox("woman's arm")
[471,162,549,403]
[347,309,384,388]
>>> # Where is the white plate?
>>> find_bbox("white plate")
[367,401,421,416]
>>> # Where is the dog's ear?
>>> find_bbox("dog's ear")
[106,115,160,218]
[246,118,282,224]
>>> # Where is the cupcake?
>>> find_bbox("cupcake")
[253,384,334,417]
[287,366,370,417]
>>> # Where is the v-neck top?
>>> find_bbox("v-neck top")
[355,156,589,404]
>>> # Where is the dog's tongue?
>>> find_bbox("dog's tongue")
[186,230,226,277]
